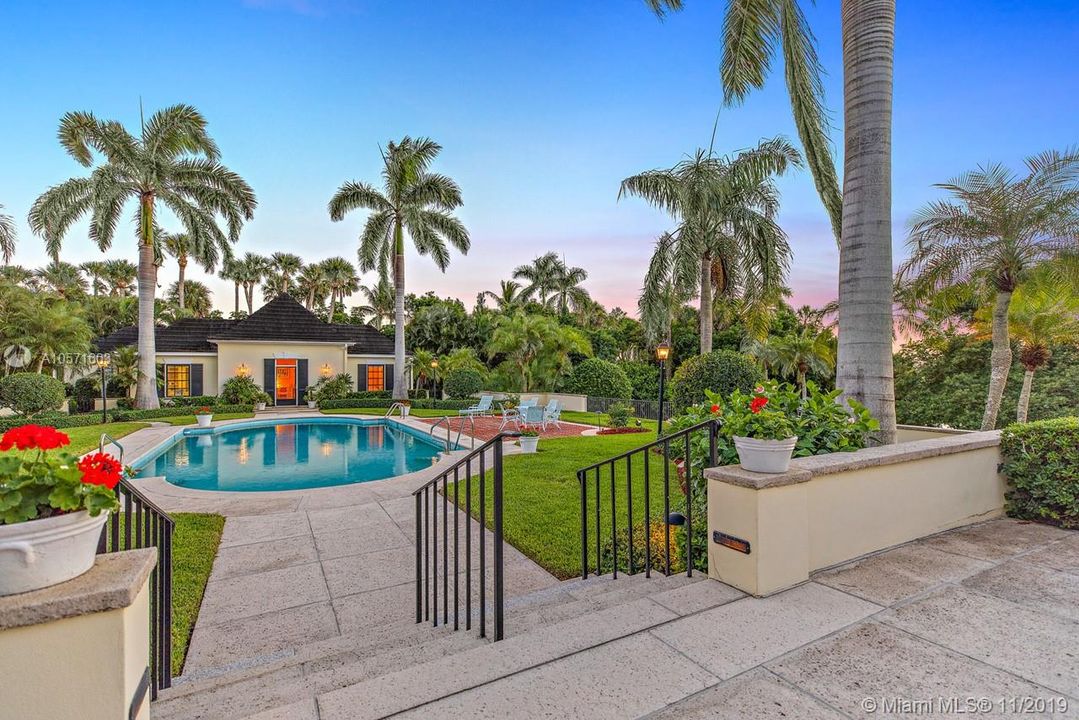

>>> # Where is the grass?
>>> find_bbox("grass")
[161,412,255,426]
[0,421,150,459]
[170,512,225,676]
[449,430,680,579]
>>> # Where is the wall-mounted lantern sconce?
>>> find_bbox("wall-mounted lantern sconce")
[320,363,334,378]
[237,363,251,378]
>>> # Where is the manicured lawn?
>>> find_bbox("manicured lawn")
[162,412,254,426]
[170,512,224,676]
[449,431,682,579]
[0,422,150,459]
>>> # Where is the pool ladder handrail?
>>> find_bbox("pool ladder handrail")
[99,433,125,464]
[428,415,476,451]
[385,402,409,418]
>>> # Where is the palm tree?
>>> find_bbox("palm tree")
[486,313,591,392]
[166,279,212,318]
[220,256,243,316]
[753,328,836,397]
[320,257,360,316]
[110,346,139,399]
[297,262,329,311]
[6,297,93,373]
[480,279,529,312]
[29,104,256,408]
[102,258,137,297]
[265,252,304,297]
[80,260,109,296]
[33,261,88,298]
[409,349,439,395]
[235,252,268,314]
[637,233,695,346]
[329,136,470,401]
[0,203,15,264]
[512,253,562,305]
[898,150,1079,430]
[0,265,33,288]
[548,258,590,315]
[161,231,224,310]
[623,139,801,353]
[356,275,395,328]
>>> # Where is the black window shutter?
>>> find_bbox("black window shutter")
[384,364,394,393]
[156,363,165,398]
[190,364,203,396]
[263,359,275,397]
[357,364,368,392]
[297,359,309,402]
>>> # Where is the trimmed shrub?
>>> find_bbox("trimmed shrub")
[1001,417,1079,528]
[306,374,353,403]
[0,412,119,433]
[72,377,100,413]
[443,368,484,400]
[111,404,254,422]
[618,361,660,400]
[348,390,392,400]
[0,373,67,418]
[565,358,632,400]
[668,350,761,412]
[168,395,219,407]
[220,376,264,405]
[318,398,474,411]
[607,403,634,428]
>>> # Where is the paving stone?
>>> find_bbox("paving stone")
[650,668,845,720]
[299,485,381,511]
[321,545,416,597]
[650,582,881,679]
[768,621,1064,720]
[199,562,329,625]
[880,585,1079,697]
[1026,535,1079,575]
[332,582,417,634]
[183,601,338,672]
[153,666,310,720]
[243,699,318,720]
[306,503,390,534]
[312,519,409,560]
[220,512,310,548]
[962,559,1079,622]
[814,543,991,606]
[392,632,718,719]
[923,519,1070,562]
[649,579,746,616]
[211,534,320,580]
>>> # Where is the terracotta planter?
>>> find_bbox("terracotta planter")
[0,510,109,596]
[519,436,539,454]
[196,414,213,428]
[733,436,797,473]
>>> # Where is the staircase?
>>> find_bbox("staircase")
[152,570,731,719]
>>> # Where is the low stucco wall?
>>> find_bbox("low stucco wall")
[478,391,589,412]
[896,424,974,443]
[706,431,1005,596]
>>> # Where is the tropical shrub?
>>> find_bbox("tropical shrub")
[598,520,684,575]
[443,368,485,400]
[317,398,474,411]
[0,373,67,418]
[348,390,392,400]
[565,358,632,399]
[607,403,634,428]
[618,361,660,400]
[168,395,220,407]
[306,374,352,403]
[220,375,264,405]
[1001,417,1079,528]
[72,377,100,413]
[0,413,119,433]
[668,351,761,412]
[111,404,253,422]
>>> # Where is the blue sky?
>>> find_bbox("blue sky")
[2,0,1077,313]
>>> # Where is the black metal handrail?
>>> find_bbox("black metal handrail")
[413,432,518,641]
[97,478,174,699]
[576,419,719,580]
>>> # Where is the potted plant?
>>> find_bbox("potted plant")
[399,399,411,417]
[195,406,214,427]
[726,394,797,473]
[255,392,271,412]
[518,430,539,454]
[0,425,122,595]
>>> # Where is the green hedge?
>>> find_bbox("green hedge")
[669,350,762,412]
[565,358,632,400]
[1001,417,1079,529]
[111,404,254,422]
[0,412,119,433]
[443,368,485,400]
[0,373,67,418]
[318,398,475,411]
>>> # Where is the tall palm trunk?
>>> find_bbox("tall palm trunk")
[234,282,240,314]
[699,253,713,354]
[835,0,896,444]
[135,194,160,409]
[177,255,187,309]
[1016,367,1034,423]
[982,289,1013,429]
[392,224,407,401]
[245,284,254,314]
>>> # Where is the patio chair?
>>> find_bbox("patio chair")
[497,396,539,431]
[519,404,547,431]
[542,399,562,429]
[460,394,494,418]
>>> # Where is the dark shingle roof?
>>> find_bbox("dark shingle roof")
[95,295,393,355]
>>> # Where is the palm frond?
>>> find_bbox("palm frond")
[720,0,780,104]
[328,181,391,220]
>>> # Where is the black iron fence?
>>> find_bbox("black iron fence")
[413,433,517,641]
[96,479,174,698]
[586,396,672,423]
[576,419,719,579]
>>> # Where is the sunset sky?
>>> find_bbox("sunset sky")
[2,0,1077,314]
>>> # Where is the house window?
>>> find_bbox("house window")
[366,365,385,392]
[166,365,191,397]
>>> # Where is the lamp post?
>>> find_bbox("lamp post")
[96,355,110,424]
[430,359,439,399]
[656,341,670,436]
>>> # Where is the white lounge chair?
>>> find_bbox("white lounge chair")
[460,394,494,418]
[542,399,562,429]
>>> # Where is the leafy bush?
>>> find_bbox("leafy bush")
[0,373,67,418]
[1001,417,1079,528]
[72,377,100,413]
[565,358,632,400]
[220,376,264,405]
[443,368,485,400]
[598,520,684,575]
[607,403,634,428]
[306,374,352,403]
[669,351,761,412]
[318,398,474,411]
[168,395,219,407]
[111,404,253,422]
[348,390,392,400]
[618,361,660,400]
[0,412,120,433]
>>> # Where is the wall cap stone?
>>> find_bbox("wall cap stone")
[0,548,156,631]
[705,430,1001,490]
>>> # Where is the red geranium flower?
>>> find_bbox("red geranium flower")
[0,424,71,452]
[710,404,720,414]
[78,452,123,490]
[749,396,769,414]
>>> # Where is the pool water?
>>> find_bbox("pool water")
[134,419,447,492]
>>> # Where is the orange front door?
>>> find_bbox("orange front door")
[275,364,296,403]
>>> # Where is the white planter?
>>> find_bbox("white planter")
[255,402,266,411]
[733,436,797,473]
[400,406,411,417]
[308,400,318,409]
[0,510,109,596]
[196,414,213,428]
[519,436,539,454]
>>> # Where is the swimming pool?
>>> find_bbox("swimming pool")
[133,418,450,492]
